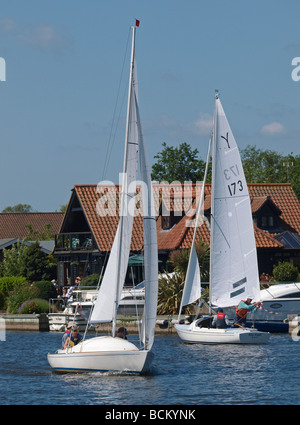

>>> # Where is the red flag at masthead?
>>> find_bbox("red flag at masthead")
[135,19,140,27]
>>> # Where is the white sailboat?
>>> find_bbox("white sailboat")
[175,92,269,344]
[48,23,158,372]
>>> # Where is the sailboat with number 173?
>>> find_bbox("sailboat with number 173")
[175,92,270,344]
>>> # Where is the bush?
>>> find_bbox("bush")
[7,285,39,314]
[17,298,49,314]
[0,276,28,297]
[273,262,299,282]
[0,290,6,310]
[32,281,57,300]
[80,274,101,287]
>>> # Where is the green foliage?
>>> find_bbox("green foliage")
[151,142,206,183]
[32,281,57,300]
[151,142,300,200]
[273,262,299,282]
[17,298,49,314]
[0,276,28,297]
[169,240,210,282]
[23,223,55,241]
[1,240,28,277]
[2,204,33,213]
[7,285,40,313]
[1,241,56,282]
[21,242,50,281]
[0,290,6,310]
[241,145,300,201]
[80,274,101,287]
[157,272,185,315]
[7,280,57,313]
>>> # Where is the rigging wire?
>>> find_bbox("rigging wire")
[101,28,131,181]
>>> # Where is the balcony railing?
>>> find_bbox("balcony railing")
[55,232,97,252]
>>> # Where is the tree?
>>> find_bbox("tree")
[24,223,55,241]
[2,204,34,213]
[1,240,28,277]
[151,142,206,183]
[21,242,56,282]
[1,241,56,282]
[241,145,300,201]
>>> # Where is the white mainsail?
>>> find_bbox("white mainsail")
[90,28,139,326]
[210,95,260,307]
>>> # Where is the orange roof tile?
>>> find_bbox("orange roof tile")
[68,183,299,253]
[0,212,64,239]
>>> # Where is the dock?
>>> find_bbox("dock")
[0,313,50,332]
[0,313,177,334]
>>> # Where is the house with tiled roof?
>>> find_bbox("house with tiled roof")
[53,183,300,288]
[0,213,64,240]
[0,212,64,262]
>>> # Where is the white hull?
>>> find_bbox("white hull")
[47,336,153,373]
[175,321,270,344]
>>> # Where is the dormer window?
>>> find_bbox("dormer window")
[261,216,274,228]
[252,195,282,233]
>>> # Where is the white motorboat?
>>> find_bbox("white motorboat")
[224,282,300,332]
[175,93,269,344]
[48,284,145,331]
[48,22,158,373]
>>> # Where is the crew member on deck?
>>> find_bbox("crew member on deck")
[63,324,83,349]
[234,296,261,327]
[212,308,231,329]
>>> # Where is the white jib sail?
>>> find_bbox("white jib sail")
[210,96,260,307]
[90,28,139,324]
[178,135,212,320]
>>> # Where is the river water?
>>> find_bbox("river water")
[0,331,300,405]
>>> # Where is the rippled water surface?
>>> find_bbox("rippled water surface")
[1,331,300,405]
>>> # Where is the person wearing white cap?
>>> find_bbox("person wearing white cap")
[234,296,261,327]
[61,322,74,348]
[63,324,83,349]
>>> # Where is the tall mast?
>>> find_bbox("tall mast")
[112,25,136,337]
[209,90,219,315]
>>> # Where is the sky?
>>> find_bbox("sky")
[0,0,299,212]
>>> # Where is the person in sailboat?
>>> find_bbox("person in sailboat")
[234,296,261,327]
[116,327,128,340]
[63,324,83,349]
[212,308,231,329]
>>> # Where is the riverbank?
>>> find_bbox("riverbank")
[0,312,178,334]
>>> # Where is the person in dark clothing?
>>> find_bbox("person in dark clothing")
[212,308,231,329]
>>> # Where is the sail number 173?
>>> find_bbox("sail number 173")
[223,164,243,196]
[228,180,243,196]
